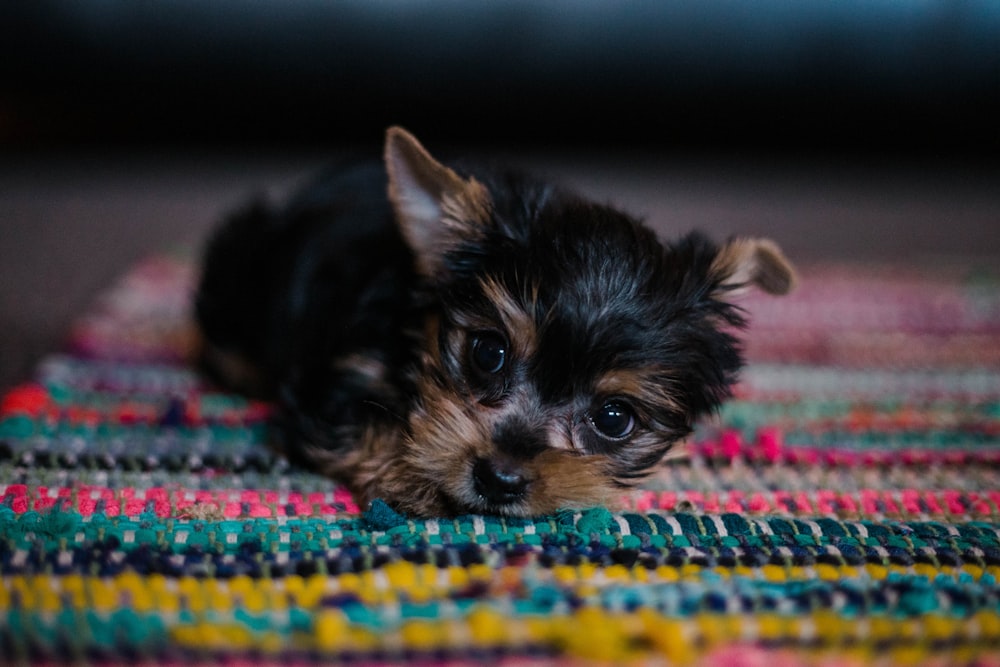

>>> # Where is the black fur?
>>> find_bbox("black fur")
[195,129,792,516]
[196,161,421,460]
[433,170,745,466]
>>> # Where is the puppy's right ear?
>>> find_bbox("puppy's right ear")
[384,127,492,277]
[709,237,797,297]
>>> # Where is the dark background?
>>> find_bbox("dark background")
[2,1,999,391]
[3,2,999,153]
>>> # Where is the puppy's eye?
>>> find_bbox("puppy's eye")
[589,400,636,440]
[469,332,507,375]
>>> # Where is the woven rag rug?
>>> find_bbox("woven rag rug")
[1,252,999,666]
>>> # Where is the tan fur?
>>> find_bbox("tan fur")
[326,351,622,516]
[441,187,492,234]
[384,126,493,277]
[299,421,406,504]
[477,276,539,359]
[710,237,797,296]
[327,410,638,516]
[528,450,618,513]
[594,368,683,415]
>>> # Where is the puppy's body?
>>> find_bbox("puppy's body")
[196,128,795,517]
[198,161,417,427]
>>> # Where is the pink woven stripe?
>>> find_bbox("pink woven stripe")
[5,484,997,520]
[625,488,1000,518]
[691,429,1000,466]
[0,484,360,517]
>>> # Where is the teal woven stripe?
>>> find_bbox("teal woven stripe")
[0,422,268,457]
[721,398,1000,423]
[3,507,997,558]
[4,609,170,661]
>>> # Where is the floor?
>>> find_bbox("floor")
[2,148,998,394]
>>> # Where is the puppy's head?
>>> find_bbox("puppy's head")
[384,127,795,517]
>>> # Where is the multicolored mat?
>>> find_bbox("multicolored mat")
[2,252,999,665]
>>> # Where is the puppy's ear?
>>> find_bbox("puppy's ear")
[384,126,492,276]
[710,237,797,297]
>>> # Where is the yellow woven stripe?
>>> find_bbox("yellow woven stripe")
[169,608,1000,663]
[3,572,998,661]
[0,567,496,613]
[2,562,998,613]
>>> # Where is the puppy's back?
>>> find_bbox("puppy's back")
[194,160,413,397]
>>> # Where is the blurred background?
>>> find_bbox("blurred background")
[2,1,999,391]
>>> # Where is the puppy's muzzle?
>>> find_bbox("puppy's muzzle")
[472,456,529,504]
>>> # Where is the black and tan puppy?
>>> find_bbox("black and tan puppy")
[195,127,795,517]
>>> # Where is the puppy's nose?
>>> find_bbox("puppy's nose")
[472,457,528,504]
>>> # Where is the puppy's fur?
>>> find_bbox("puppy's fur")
[195,127,796,517]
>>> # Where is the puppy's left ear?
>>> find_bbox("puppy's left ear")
[710,237,797,297]
[384,126,492,277]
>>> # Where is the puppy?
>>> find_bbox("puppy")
[195,127,795,517]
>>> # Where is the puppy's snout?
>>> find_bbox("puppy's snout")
[472,457,528,504]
